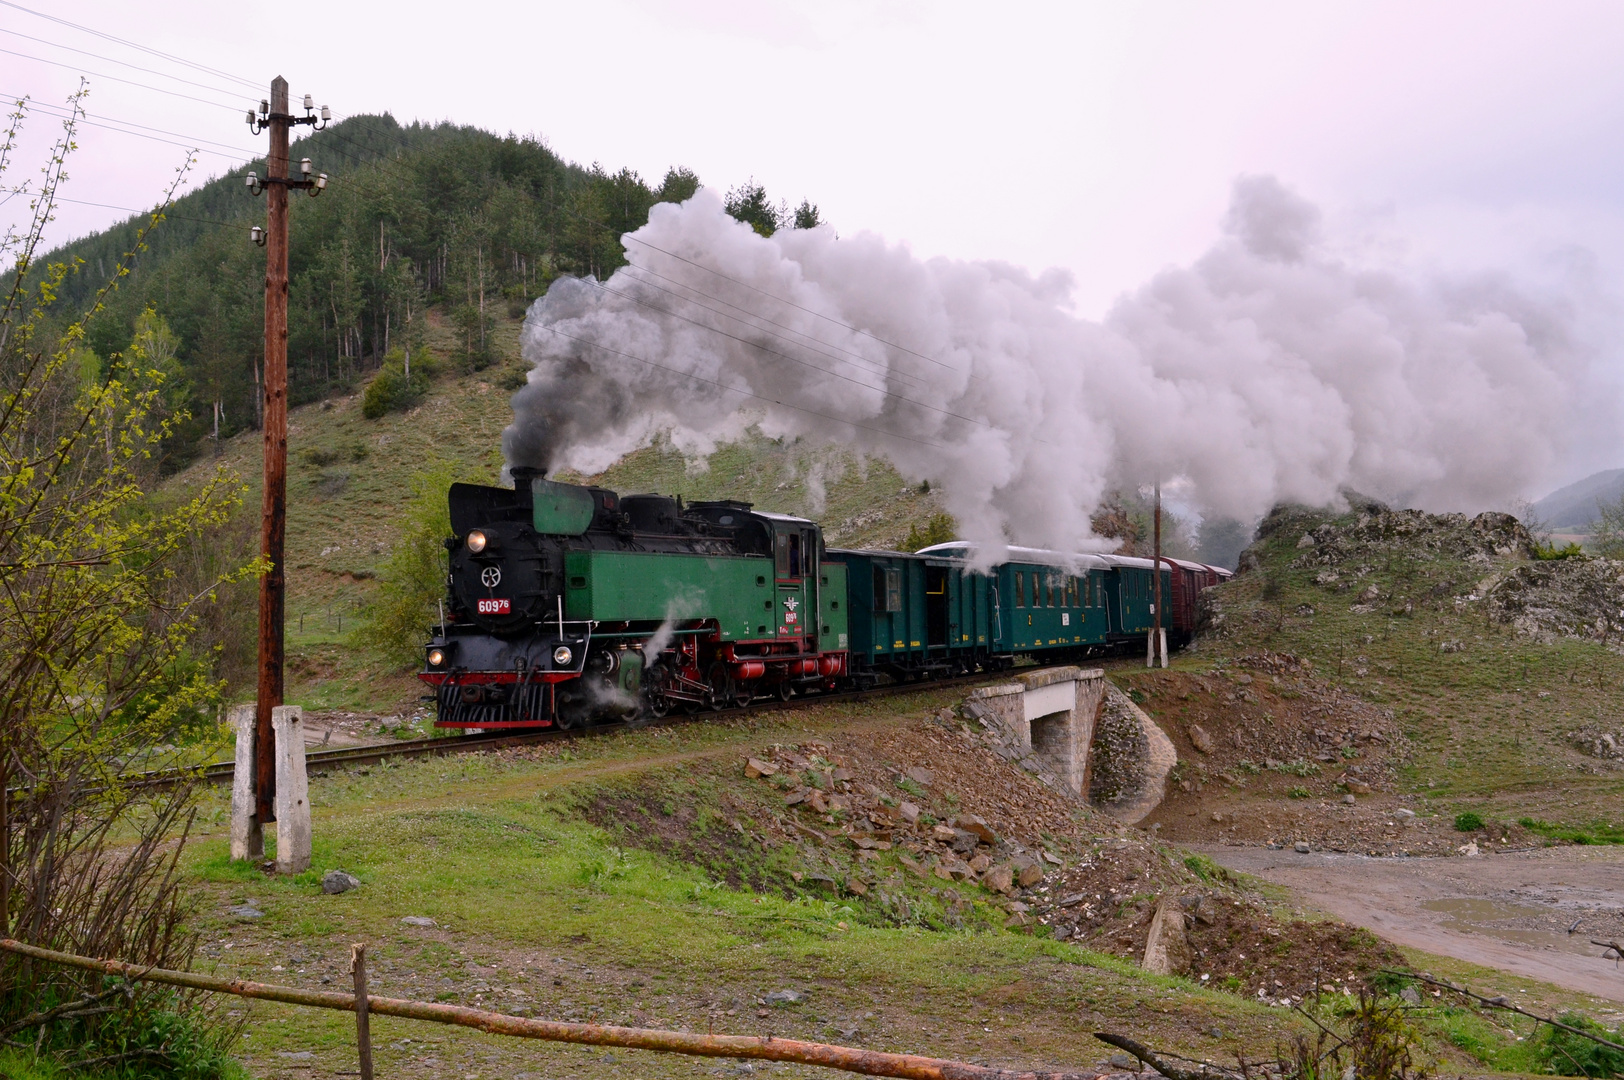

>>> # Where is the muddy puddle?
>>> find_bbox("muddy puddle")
[1419,898,1571,948]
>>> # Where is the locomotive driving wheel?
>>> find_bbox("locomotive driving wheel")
[643,664,672,719]
[707,662,750,710]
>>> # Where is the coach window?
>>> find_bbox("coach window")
[1030,572,1040,608]
[1014,572,1025,607]
[886,568,903,612]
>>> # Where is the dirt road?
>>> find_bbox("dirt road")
[1199,844,1624,1004]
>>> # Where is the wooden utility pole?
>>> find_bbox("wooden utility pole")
[249,77,327,842]
[255,76,291,830]
[1149,481,1165,669]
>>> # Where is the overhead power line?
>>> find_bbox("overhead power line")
[535,321,947,453]
[587,276,990,432]
[4,91,259,156]
[0,188,239,229]
[620,233,979,383]
[0,26,258,102]
[618,261,934,392]
[545,194,980,386]
[0,46,250,112]
[0,0,263,91]
[0,95,251,160]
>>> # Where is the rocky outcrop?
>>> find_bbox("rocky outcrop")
[1486,556,1624,643]
[1280,507,1535,573]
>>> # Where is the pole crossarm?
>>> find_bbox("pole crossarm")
[255,176,320,190]
[0,939,1105,1080]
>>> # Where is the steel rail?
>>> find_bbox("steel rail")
[128,665,1051,791]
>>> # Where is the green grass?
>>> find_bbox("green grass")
[1425,1005,1551,1074]
[1517,817,1624,845]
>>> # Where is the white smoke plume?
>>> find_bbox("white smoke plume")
[642,588,704,666]
[504,177,1597,550]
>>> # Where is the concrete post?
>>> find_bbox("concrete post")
[272,705,311,874]
[229,704,263,861]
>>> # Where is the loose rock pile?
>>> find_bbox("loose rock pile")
[751,728,1075,908]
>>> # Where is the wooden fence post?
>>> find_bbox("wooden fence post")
[350,942,373,1080]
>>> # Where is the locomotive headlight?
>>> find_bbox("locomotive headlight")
[427,648,446,667]
[466,529,488,553]
[552,645,573,667]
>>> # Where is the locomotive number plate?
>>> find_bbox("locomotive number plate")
[477,598,512,615]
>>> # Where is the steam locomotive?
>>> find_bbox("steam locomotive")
[418,470,1230,728]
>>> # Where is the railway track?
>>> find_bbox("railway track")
[145,666,1030,791]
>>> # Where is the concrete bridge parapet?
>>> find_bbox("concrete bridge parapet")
[967,666,1107,797]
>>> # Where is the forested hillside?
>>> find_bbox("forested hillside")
[39,113,810,472]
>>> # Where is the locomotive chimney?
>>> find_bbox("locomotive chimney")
[511,467,542,497]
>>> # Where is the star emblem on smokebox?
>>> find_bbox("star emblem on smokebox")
[481,566,502,588]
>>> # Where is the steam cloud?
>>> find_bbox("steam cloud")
[504,177,1594,550]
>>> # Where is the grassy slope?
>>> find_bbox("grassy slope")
[182,691,1312,1078]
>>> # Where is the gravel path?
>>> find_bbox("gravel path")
[1198,843,1624,1004]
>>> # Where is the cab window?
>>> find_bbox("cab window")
[775,531,803,579]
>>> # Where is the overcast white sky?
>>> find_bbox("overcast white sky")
[7,1,1624,484]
